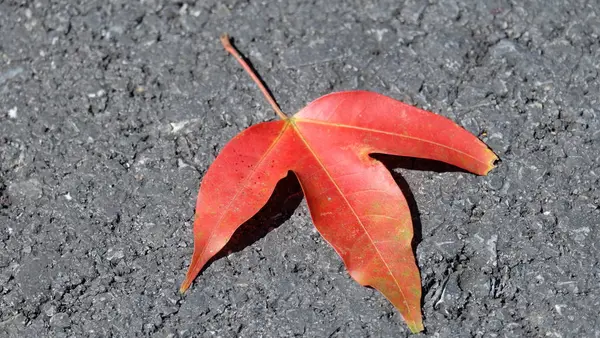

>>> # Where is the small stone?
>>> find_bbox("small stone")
[486,174,505,191]
[43,304,57,317]
[8,106,17,118]
[492,79,508,97]
[49,313,70,328]
[15,257,52,304]
[8,179,42,201]
[0,252,9,268]
[490,40,520,59]
[106,247,124,262]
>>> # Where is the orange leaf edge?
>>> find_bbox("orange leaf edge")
[482,148,500,175]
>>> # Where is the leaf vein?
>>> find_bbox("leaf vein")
[295,118,491,167]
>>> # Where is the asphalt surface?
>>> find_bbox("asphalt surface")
[1,0,599,337]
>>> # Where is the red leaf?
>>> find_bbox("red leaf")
[180,35,498,333]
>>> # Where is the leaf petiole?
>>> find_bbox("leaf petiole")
[220,34,289,120]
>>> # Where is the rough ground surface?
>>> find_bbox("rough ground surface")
[1,0,599,337]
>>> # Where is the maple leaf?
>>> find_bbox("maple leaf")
[180,35,498,333]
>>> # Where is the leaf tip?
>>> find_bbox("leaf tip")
[407,320,424,334]
[179,280,191,294]
[482,148,500,176]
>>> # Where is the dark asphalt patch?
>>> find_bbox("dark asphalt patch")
[1,1,598,337]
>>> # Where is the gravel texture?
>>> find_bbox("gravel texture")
[1,0,599,337]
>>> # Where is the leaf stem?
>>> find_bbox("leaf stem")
[220,34,288,120]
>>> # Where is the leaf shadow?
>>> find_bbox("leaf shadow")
[201,153,466,323]
[372,153,469,251]
[372,156,424,256]
[200,171,304,272]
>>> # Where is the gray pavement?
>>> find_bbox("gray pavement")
[1,0,599,337]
